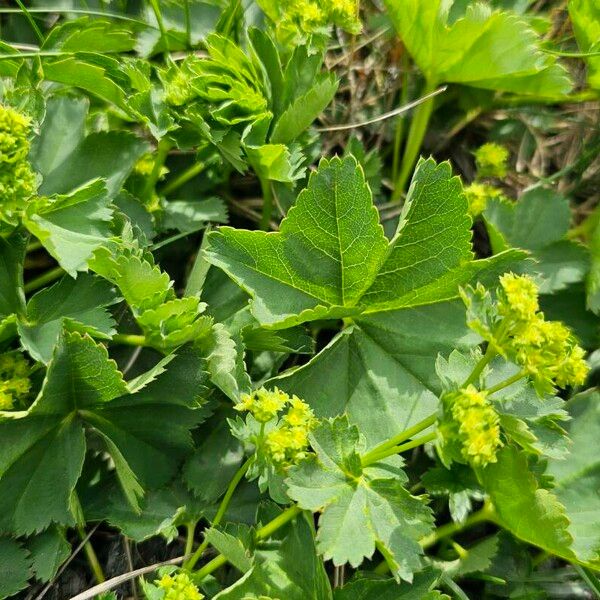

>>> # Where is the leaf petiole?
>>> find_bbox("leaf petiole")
[360,412,437,466]
[362,431,436,466]
[185,457,252,570]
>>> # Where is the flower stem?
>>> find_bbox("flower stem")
[111,333,149,347]
[374,502,496,575]
[184,522,196,560]
[462,345,497,388]
[393,79,437,200]
[143,138,171,202]
[24,265,65,294]
[194,505,302,581]
[185,458,251,570]
[420,502,496,549]
[72,494,105,584]
[361,413,437,466]
[258,175,274,231]
[160,160,205,196]
[362,432,436,466]
[486,370,527,395]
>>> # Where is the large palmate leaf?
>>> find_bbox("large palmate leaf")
[209,156,522,446]
[214,514,332,600]
[484,188,588,294]
[206,155,521,328]
[287,417,434,582]
[0,332,207,534]
[547,390,600,565]
[273,302,476,447]
[18,273,118,363]
[384,0,571,96]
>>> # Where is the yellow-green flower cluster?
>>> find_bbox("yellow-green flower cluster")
[261,0,361,46]
[498,273,539,321]
[157,572,204,600]
[0,105,36,224]
[235,387,316,468]
[0,352,31,410]
[443,385,502,467]
[474,142,509,179]
[464,182,505,217]
[235,387,289,423]
[468,273,589,392]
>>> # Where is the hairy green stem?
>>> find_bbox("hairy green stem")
[143,138,171,202]
[420,503,496,549]
[148,0,169,54]
[393,79,437,200]
[186,458,252,570]
[462,344,497,388]
[184,522,196,561]
[361,413,437,466]
[258,175,274,231]
[24,265,65,294]
[486,370,527,395]
[73,494,105,584]
[111,334,149,347]
[160,160,205,196]
[363,432,436,466]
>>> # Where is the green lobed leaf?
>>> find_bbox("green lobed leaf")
[0,332,208,532]
[38,131,148,199]
[42,55,128,109]
[23,180,114,276]
[384,0,571,95]
[270,75,338,145]
[204,524,254,573]
[484,188,588,294]
[183,413,244,502]
[478,445,576,561]
[547,390,600,565]
[286,417,434,582]
[333,568,442,599]
[272,302,477,448]
[206,156,523,328]
[18,273,118,363]
[0,537,31,599]
[27,526,71,583]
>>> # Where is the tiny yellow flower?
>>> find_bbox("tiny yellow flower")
[0,388,14,411]
[448,385,502,467]
[474,142,509,179]
[283,396,315,428]
[498,273,539,321]
[157,572,204,600]
[235,387,289,423]
[0,104,36,224]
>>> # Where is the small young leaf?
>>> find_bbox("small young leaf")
[287,417,433,581]
[18,273,118,363]
[27,526,71,583]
